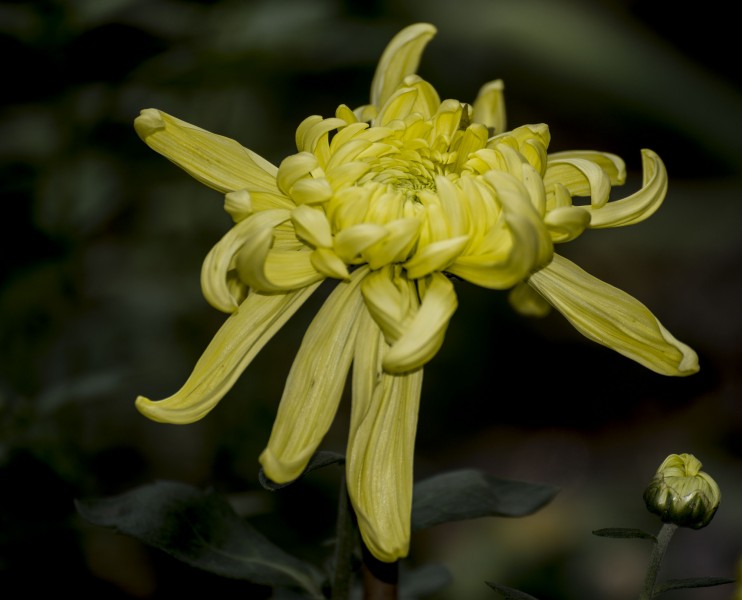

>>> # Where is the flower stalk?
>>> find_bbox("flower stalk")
[639,522,677,600]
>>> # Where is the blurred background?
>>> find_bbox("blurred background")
[1,0,740,598]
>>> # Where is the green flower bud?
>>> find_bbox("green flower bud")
[643,453,721,529]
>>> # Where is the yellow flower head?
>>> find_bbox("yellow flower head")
[134,23,699,562]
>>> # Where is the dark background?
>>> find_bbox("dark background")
[1,0,740,598]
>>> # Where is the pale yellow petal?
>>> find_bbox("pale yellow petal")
[310,248,349,279]
[135,284,320,424]
[347,306,423,562]
[528,254,699,376]
[201,209,291,313]
[291,205,333,248]
[277,152,320,197]
[587,149,667,228]
[404,235,470,279]
[259,268,368,482]
[370,23,437,110]
[472,79,506,134]
[360,267,411,344]
[544,157,611,208]
[508,281,551,317]
[544,206,591,243]
[223,189,252,222]
[134,109,279,194]
[383,273,458,373]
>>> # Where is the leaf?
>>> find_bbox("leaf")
[75,481,325,598]
[592,527,656,541]
[486,581,542,599]
[411,469,558,531]
[654,577,736,594]
[259,450,345,490]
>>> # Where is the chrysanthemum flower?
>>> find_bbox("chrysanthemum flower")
[134,23,698,562]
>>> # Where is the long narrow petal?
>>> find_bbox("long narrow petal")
[259,268,369,483]
[347,306,423,562]
[135,284,321,424]
[134,109,280,194]
[587,149,668,228]
[528,254,699,375]
[370,23,437,110]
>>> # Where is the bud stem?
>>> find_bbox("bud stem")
[639,522,678,600]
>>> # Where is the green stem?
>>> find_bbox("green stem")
[639,523,678,600]
[331,473,355,600]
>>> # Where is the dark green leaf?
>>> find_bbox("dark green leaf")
[259,451,345,490]
[592,527,656,541]
[654,577,735,594]
[411,469,558,531]
[486,582,541,599]
[75,481,324,598]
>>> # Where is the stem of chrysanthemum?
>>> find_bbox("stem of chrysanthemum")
[361,544,399,600]
[331,472,355,600]
[639,523,677,600]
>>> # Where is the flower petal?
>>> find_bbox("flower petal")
[346,305,423,562]
[134,109,279,194]
[383,273,458,373]
[587,149,667,228]
[528,254,699,375]
[472,79,506,134]
[370,23,437,110]
[201,209,292,312]
[259,268,368,482]
[135,284,321,424]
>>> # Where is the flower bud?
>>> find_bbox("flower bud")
[643,453,721,529]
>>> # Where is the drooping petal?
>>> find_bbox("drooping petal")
[587,149,668,228]
[134,109,280,194]
[383,273,458,373]
[346,305,424,562]
[528,254,699,375]
[370,23,437,110]
[259,268,369,483]
[135,283,321,424]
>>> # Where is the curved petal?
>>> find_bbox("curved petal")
[383,273,458,373]
[259,268,369,482]
[347,306,423,562]
[472,79,506,134]
[135,283,321,424]
[528,254,699,376]
[544,157,612,208]
[587,149,667,228]
[134,109,279,194]
[370,23,437,110]
[201,209,292,312]
[544,206,591,243]
[235,227,324,293]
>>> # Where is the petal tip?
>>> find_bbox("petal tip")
[134,108,165,140]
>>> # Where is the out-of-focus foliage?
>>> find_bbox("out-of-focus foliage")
[1,1,740,598]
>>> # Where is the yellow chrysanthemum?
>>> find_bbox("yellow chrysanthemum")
[134,23,698,562]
